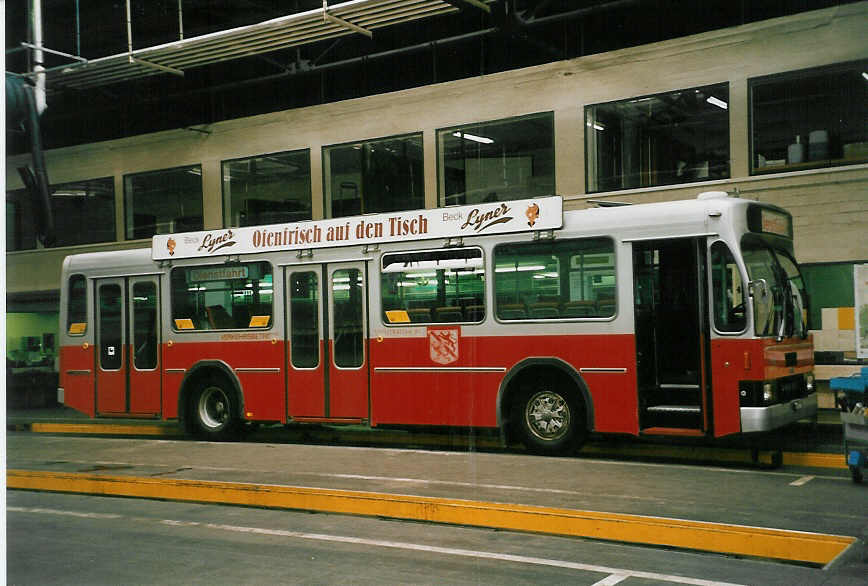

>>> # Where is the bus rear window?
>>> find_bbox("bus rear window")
[494,238,615,320]
[67,274,88,335]
[381,248,485,324]
[170,262,273,330]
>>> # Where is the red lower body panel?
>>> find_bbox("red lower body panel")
[370,331,638,434]
[59,345,96,417]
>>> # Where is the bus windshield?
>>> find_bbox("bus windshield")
[741,236,808,339]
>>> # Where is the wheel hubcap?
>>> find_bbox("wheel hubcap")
[525,390,570,441]
[198,386,229,430]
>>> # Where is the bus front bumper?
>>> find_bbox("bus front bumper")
[740,392,817,433]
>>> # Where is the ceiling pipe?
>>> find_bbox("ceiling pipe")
[163,27,499,98]
[169,0,645,95]
[41,0,651,126]
[6,74,56,247]
[513,0,644,27]
[30,0,47,113]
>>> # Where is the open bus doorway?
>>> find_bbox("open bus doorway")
[633,238,709,435]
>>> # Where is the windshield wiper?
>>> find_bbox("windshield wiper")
[773,265,791,341]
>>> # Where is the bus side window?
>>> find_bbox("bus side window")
[493,238,615,320]
[710,241,746,333]
[67,274,88,335]
[380,248,485,325]
[170,262,273,330]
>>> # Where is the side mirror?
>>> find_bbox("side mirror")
[748,278,769,299]
[749,279,774,336]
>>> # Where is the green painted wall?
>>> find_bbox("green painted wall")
[6,312,59,358]
[801,262,856,330]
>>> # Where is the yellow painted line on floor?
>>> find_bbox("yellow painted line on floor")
[582,444,849,470]
[7,469,855,566]
[30,422,180,436]
[782,451,846,469]
[581,443,772,465]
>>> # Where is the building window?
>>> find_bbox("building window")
[585,83,730,193]
[323,134,423,218]
[6,189,37,251]
[223,150,312,227]
[494,238,615,320]
[750,61,868,174]
[381,248,485,324]
[170,262,273,331]
[125,166,203,240]
[7,177,116,250]
[52,177,116,246]
[438,113,554,207]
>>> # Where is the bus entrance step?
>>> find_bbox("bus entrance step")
[646,405,701,414]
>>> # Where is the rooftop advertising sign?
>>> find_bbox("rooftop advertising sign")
[152,196,563,261]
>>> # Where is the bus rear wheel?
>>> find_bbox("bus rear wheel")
[517,387,584,456]
[191,379,238,440]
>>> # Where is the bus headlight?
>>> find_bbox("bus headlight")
[762,383,774,403]
[805,373,815,393]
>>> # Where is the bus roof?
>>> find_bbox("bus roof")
[63,191,783,274]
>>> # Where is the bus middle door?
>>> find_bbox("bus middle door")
[327,262,369,419]
[95,276,161,416]
[285,261,369,421]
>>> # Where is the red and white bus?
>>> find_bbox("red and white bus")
[58,191,816,454]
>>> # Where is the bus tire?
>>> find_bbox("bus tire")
[516,384,584,456]
[191,378,239,440]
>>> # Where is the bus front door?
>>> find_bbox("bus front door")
[285,262,369,421]
[633,238,710,435]
[95,277,161,416]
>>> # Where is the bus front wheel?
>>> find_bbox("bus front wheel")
[517,386,584,456]
[191,379,238,440]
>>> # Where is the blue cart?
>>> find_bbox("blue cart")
[832,367,868,484]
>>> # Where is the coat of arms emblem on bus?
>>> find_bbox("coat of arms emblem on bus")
[167,237,176,256]
[428,328,459,365]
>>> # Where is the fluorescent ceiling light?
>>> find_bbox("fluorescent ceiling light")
[706,96,728,110]
[453,131,494,144]
[51,190,89,197]
[495,264,546,273]
[862,72,868,81]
